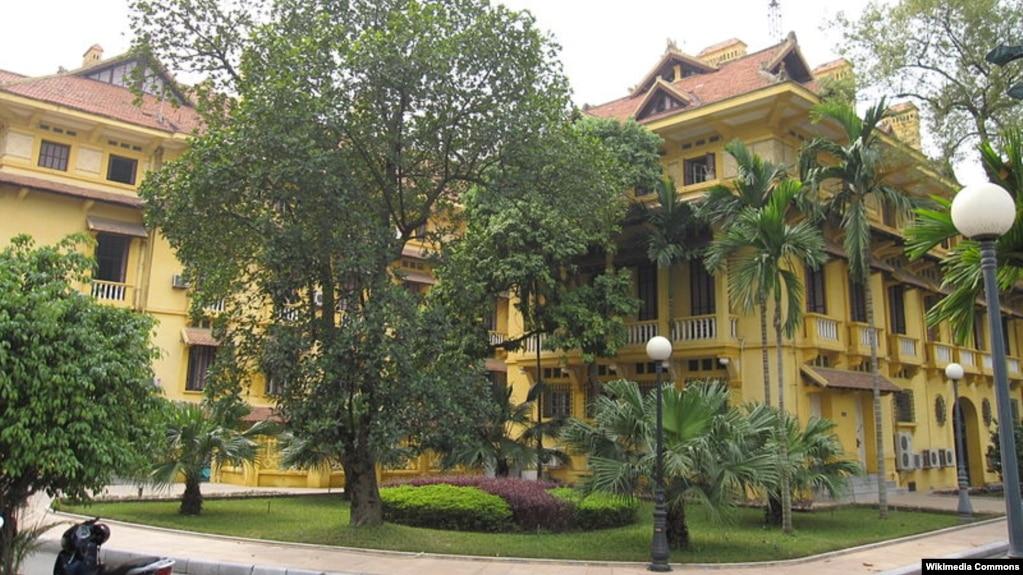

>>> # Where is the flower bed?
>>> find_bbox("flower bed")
[382,475,637,532]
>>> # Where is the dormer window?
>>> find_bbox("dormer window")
[38,140,70,171]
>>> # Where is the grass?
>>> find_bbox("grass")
[58,495,967,563]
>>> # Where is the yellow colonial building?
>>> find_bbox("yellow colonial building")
[496,34,1023,494]
[3,37,1022,495]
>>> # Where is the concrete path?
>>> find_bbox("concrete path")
[27,485,1018,575]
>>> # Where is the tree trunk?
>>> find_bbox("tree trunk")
[496,458,510,477]
[666,497,689,550]
[760,294,771,406]
[765,495,782,526]
[0,503,19,575]
[179,476,203,515]
[864,274,888,518]
[774,302,793,534]
[344,451,383,526]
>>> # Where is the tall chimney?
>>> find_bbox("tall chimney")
[82,44,104,68]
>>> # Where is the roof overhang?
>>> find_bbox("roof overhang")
[181,327,219,347]
[87,215,148,238]
[0,171,142,208]
[801,365,902,394]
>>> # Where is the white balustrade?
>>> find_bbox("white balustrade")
[204,299,226,314]
[934,344,952,364]
[898,336,917,358]
[627,320,659,345]
[672,315,717,341]
[815,317,839,342]
[91,280,128,302]
[983,353,993,370]
[524,334,546,353]
[960,350,976,367]
[488,331,507,346]
[1009,358,1021,374]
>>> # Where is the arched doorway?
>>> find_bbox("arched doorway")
[954,397,985,486]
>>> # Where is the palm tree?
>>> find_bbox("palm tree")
[907,129,1023,343]
[445,385,567,477]
[799,98,913,519]
[560,379,775,549]
[753,406,862,524]
[698,139,789,406]
[151,402,271,515]
[705,179,825,533]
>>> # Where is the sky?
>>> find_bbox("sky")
[2,0,982,181]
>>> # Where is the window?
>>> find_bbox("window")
[690,261,716,315]
[637,264,658,321]
[38,140,70,171]
[1012,399,1021,424]
[924,295,940,342]
[487,371,508,399]
[894,390,915,423]
[973,313,986,350]
[1003,316,1013,356]
[683,153,716,186]
[849,279,867,323]
[94,233,130,283]
[186,345,217,391]
[266,376,285,396]
[806,264,827,314]
[542,384,572,418]
[888,285,906,335]
[107,154,138,185]
[882,203,898,227]
[483,300,498,331]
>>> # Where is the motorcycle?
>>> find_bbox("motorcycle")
[52,518,174,575]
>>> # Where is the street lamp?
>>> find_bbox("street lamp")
[945,363,973,522]
[950,182,1022,555]
[646,335,672,572]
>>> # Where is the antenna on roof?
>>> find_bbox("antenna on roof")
[768,0,783,42]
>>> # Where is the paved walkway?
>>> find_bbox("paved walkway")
[27,484,1018,575]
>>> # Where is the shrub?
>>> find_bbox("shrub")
[380,484,512,532]
[389,475,570,531]
[549,487,638,530]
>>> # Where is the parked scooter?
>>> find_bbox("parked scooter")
[52,518,174,575]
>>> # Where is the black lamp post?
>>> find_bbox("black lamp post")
[646,335,672,572]
[951,182,1022,556]
[945,362,974,522]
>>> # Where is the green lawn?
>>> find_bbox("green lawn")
[58,495,967,563]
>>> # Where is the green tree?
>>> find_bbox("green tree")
[150,402,271,515]
[833,0,1023,162]
[756,408,862,525]
[132,0,618,525]
[800,99,914,518]
[699,139,790,407]
[705,180,826,533]
[0,235,164,573]
[907,129,1023,342]
[560,379,775,549]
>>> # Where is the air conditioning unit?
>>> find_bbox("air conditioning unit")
[928,449,940,469]
[896,432,915,470]
[944,448,956,468]
[920,449,933,469]
[913,453,923,469]
[937,448,948,468]
[171,274,190,289]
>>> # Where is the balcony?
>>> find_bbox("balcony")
[958,348,980,374]
[982,352,994,374]
[848,323,886,357]
[804,314,844,351]
[488,331,507,346]
[625,320,660,346]
[1010,357,1023,380]
[90,280,133,306]
[670,314,737,344]
[927,342,954,369]
[889,334,922,366]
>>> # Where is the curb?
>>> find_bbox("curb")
[47,507,1010,572]
[878,541,1010,575]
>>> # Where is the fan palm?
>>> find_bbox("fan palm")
[907,129,1023,344]
[752,406,862,524]
[705,179,825,533]
[698,139,790,406]
[560,379,775,549]
[799,98,913,518]
[151,402,271,515]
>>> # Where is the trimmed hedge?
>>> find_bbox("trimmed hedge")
[549,487,638,530]
[383,476,638,532]
[380,484,512,532]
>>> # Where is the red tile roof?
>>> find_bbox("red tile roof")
[586,39,817,123]
[0,171,141,208]
[801,366,902,394]
[0,69,201,134]
[0,69,26,84]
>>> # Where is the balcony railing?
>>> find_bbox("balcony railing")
[626,320,659,346]
[90,280,132,304]
[848,323,885,356]
[1009,357,1021,378]
[670,315,737,342]
[982,352,993,372]
[929,342,954,367]
[488,331,507,346]
[890,334,921,365]
[204,299,226,314]
[815,317,840,342]
[959,349,978,372]
[524,334,547,353]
